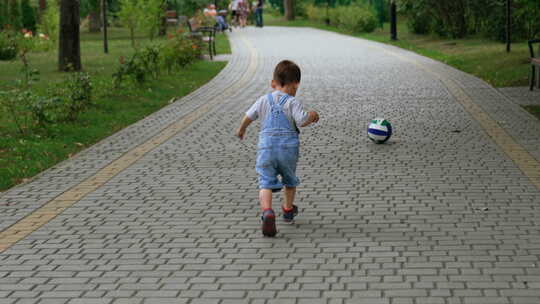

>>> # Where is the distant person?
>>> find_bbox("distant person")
[237,0,249,27]
[254,0,264,27]
[203,4,218,17]
[216,10,231,31]
[235,60,320,237]
[229,0,240,27]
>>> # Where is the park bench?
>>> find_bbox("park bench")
[166,10,178,26]
[187,18,216,60]
[529,39,540,91]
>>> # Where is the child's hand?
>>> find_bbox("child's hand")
[236,128,246,140]
[309,111,320,123]
[302,111,319,127]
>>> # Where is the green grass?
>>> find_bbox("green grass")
[264,14,531,88]
[0,27,230,191]
[215,31,232,55]
[523,105,540,120]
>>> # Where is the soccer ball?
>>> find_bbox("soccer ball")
[367,118,392,144]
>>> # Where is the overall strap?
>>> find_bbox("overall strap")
[278,94,289,106]
[266,93,274,107]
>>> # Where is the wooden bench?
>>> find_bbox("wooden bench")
[529,39,540,91]
[187,18,216,60]
[165,10,178,26]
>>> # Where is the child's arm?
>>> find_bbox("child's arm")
[236,115,254,140]
[300,111,319,127]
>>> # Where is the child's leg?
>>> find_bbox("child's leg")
[283,187,296,210]
[260,189,273,211]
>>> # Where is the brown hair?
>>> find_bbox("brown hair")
[273,60,301,86]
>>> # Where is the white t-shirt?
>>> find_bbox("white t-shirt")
[231,0,240,10]
[246,91,308,130]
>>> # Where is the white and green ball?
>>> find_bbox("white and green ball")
[367,118,392,144]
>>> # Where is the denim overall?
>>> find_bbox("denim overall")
[256,93,300,191]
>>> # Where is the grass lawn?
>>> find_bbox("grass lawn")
[264,13,539,118]
[0,27,230,191]
[523,105,540,120]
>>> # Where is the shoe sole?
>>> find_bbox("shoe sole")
[262,216,277,237]
[283,219,295,224]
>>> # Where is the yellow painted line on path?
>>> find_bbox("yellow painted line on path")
[0,36,259,253]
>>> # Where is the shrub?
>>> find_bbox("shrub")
[0,88,34,135]
[328,7,340,27]
[113,55,147,87]
[20,0,36,32]
[295,0,310,18]
[406,10,432,34]
[48,72,93,121]
[37,0,59,43]
[161,30,202,73]
[8,0,22,30]
[305,4,326,24]
[113,45,162,86]
[320,4,377,33]
[0,30,18,61]
[139,45,161,79]
[0,0,7,29]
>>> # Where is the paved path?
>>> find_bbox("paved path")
[498,87,540,106]
[1,27,540,304]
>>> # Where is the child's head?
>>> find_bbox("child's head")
[272,60,301,95]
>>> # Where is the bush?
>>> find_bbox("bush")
[113,45,163,86]
[0,0,7,29]
[306,3,377,33]
[406,10,432,34]
[37,0,59,43]
[161,30,202,72]
[48,72,93,122]
[0,88,34,135]
[0,31,18,61]
[335,5,377,33]
[305,4,326,24]
[20,0,36,32]
[113,32,202,87]
[8,0,22,30]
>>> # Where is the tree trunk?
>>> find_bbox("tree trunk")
[88,9,101,32]
[284,0,294,21]
[39,0,46,12]
[102,0,108,53]
[158,0,166,36]
[159,15,166,36]
[506,0,511,52]
[390,1,397,41]
[59,0,81,71]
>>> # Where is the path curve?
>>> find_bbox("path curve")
[1,27,540,304]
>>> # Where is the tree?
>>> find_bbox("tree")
[390,0,397,40]
[21,0,36,31]
[0,0,6,29]
[118,0,165,45]
[37,0,59,42]
[86,0,101,32]
[284,0,294,20]
[58,0,81,71]
[8,0,22,29]
[118,0,139,47]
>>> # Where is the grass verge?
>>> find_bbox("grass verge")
[523,105,540,120]
[0,28,230,191]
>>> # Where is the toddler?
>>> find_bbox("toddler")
[236,60,319,237]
